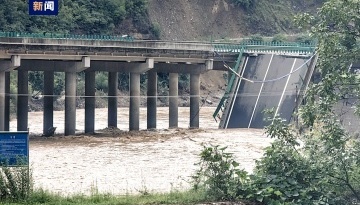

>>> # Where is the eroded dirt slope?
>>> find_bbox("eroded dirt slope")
[147,0,322,41]
[148,0,248,41]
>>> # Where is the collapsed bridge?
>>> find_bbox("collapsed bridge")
[213,42,317,128]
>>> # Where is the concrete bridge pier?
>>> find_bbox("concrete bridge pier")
[85,71,95,133]
[169,73,179,128]
[147,71,157,129]
[108,72,118,127]
[0,71,5,131]
[17,70,28,131]
[0,56,20,131]
[190,73,200,128]
[129,59,154,131]
[130,72,140,131]
[65,72,77,135]
[0,72,10,131]
[18,57,90,135]
[64,57,90,136]
[43,71,54,135]
[4,72,10,131]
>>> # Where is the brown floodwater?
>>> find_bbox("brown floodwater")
[9,107,272,196]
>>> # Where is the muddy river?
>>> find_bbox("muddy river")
[9,107,272,196]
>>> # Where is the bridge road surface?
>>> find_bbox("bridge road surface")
[224,54,312,128]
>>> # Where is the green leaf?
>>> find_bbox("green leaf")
[274,190,282,196]
[232,161,239,167]
[256,195,264,202]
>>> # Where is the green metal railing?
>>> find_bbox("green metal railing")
[213,48,245,121]
[0,31,134,42]
[214,40,317,54]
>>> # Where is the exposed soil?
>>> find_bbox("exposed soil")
[147,0,248,41]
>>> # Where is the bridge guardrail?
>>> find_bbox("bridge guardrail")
[213,41,316,54]
[0,31,134,42]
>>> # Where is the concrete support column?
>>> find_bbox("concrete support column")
[169,73,178,128]
[0,72,5,131]
[65,72,77,136]
[5,72,10,131]
[85,71,95,133]
[108,72,118,127]
[17,70,28,131]
[129,73,140,131]
[190,73,200,128]
[147,71,157,129]
[43,71,54,135]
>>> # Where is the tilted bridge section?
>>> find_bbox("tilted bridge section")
[212,41,317,128]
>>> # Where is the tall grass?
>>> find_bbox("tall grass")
[1,189,208,205]
[0,166,31,202]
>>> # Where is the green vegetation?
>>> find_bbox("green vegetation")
[193,0,360,204]
[231,0,257,10]
[0,166,31,202]
[0,189,208,205]
[0,0,152,36]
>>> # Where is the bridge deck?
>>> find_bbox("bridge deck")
[219,53,317,129]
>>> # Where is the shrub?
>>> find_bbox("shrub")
[232,0,257,10]
[95,71,108,93]
[151,22,161,39]
[271,34,288,43]
[192,145,248,201]
[249,34,264,42]
[295,34,315,44]
[0,166,32,202]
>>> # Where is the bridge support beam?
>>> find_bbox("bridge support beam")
[0,72,5,131]
[17,70,28,131]
[169,73,178,128]
[108,72,118,128]
[190,73,200,128]
[130,73,140,131]
[4,72,10,131]
[147,71,157,129]
[65,72,77,136]
[43,71,54,135]
[85,71,95,133]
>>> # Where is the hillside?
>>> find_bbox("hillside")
[147,0,323,41]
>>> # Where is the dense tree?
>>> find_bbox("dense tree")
[0,0,147,34]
